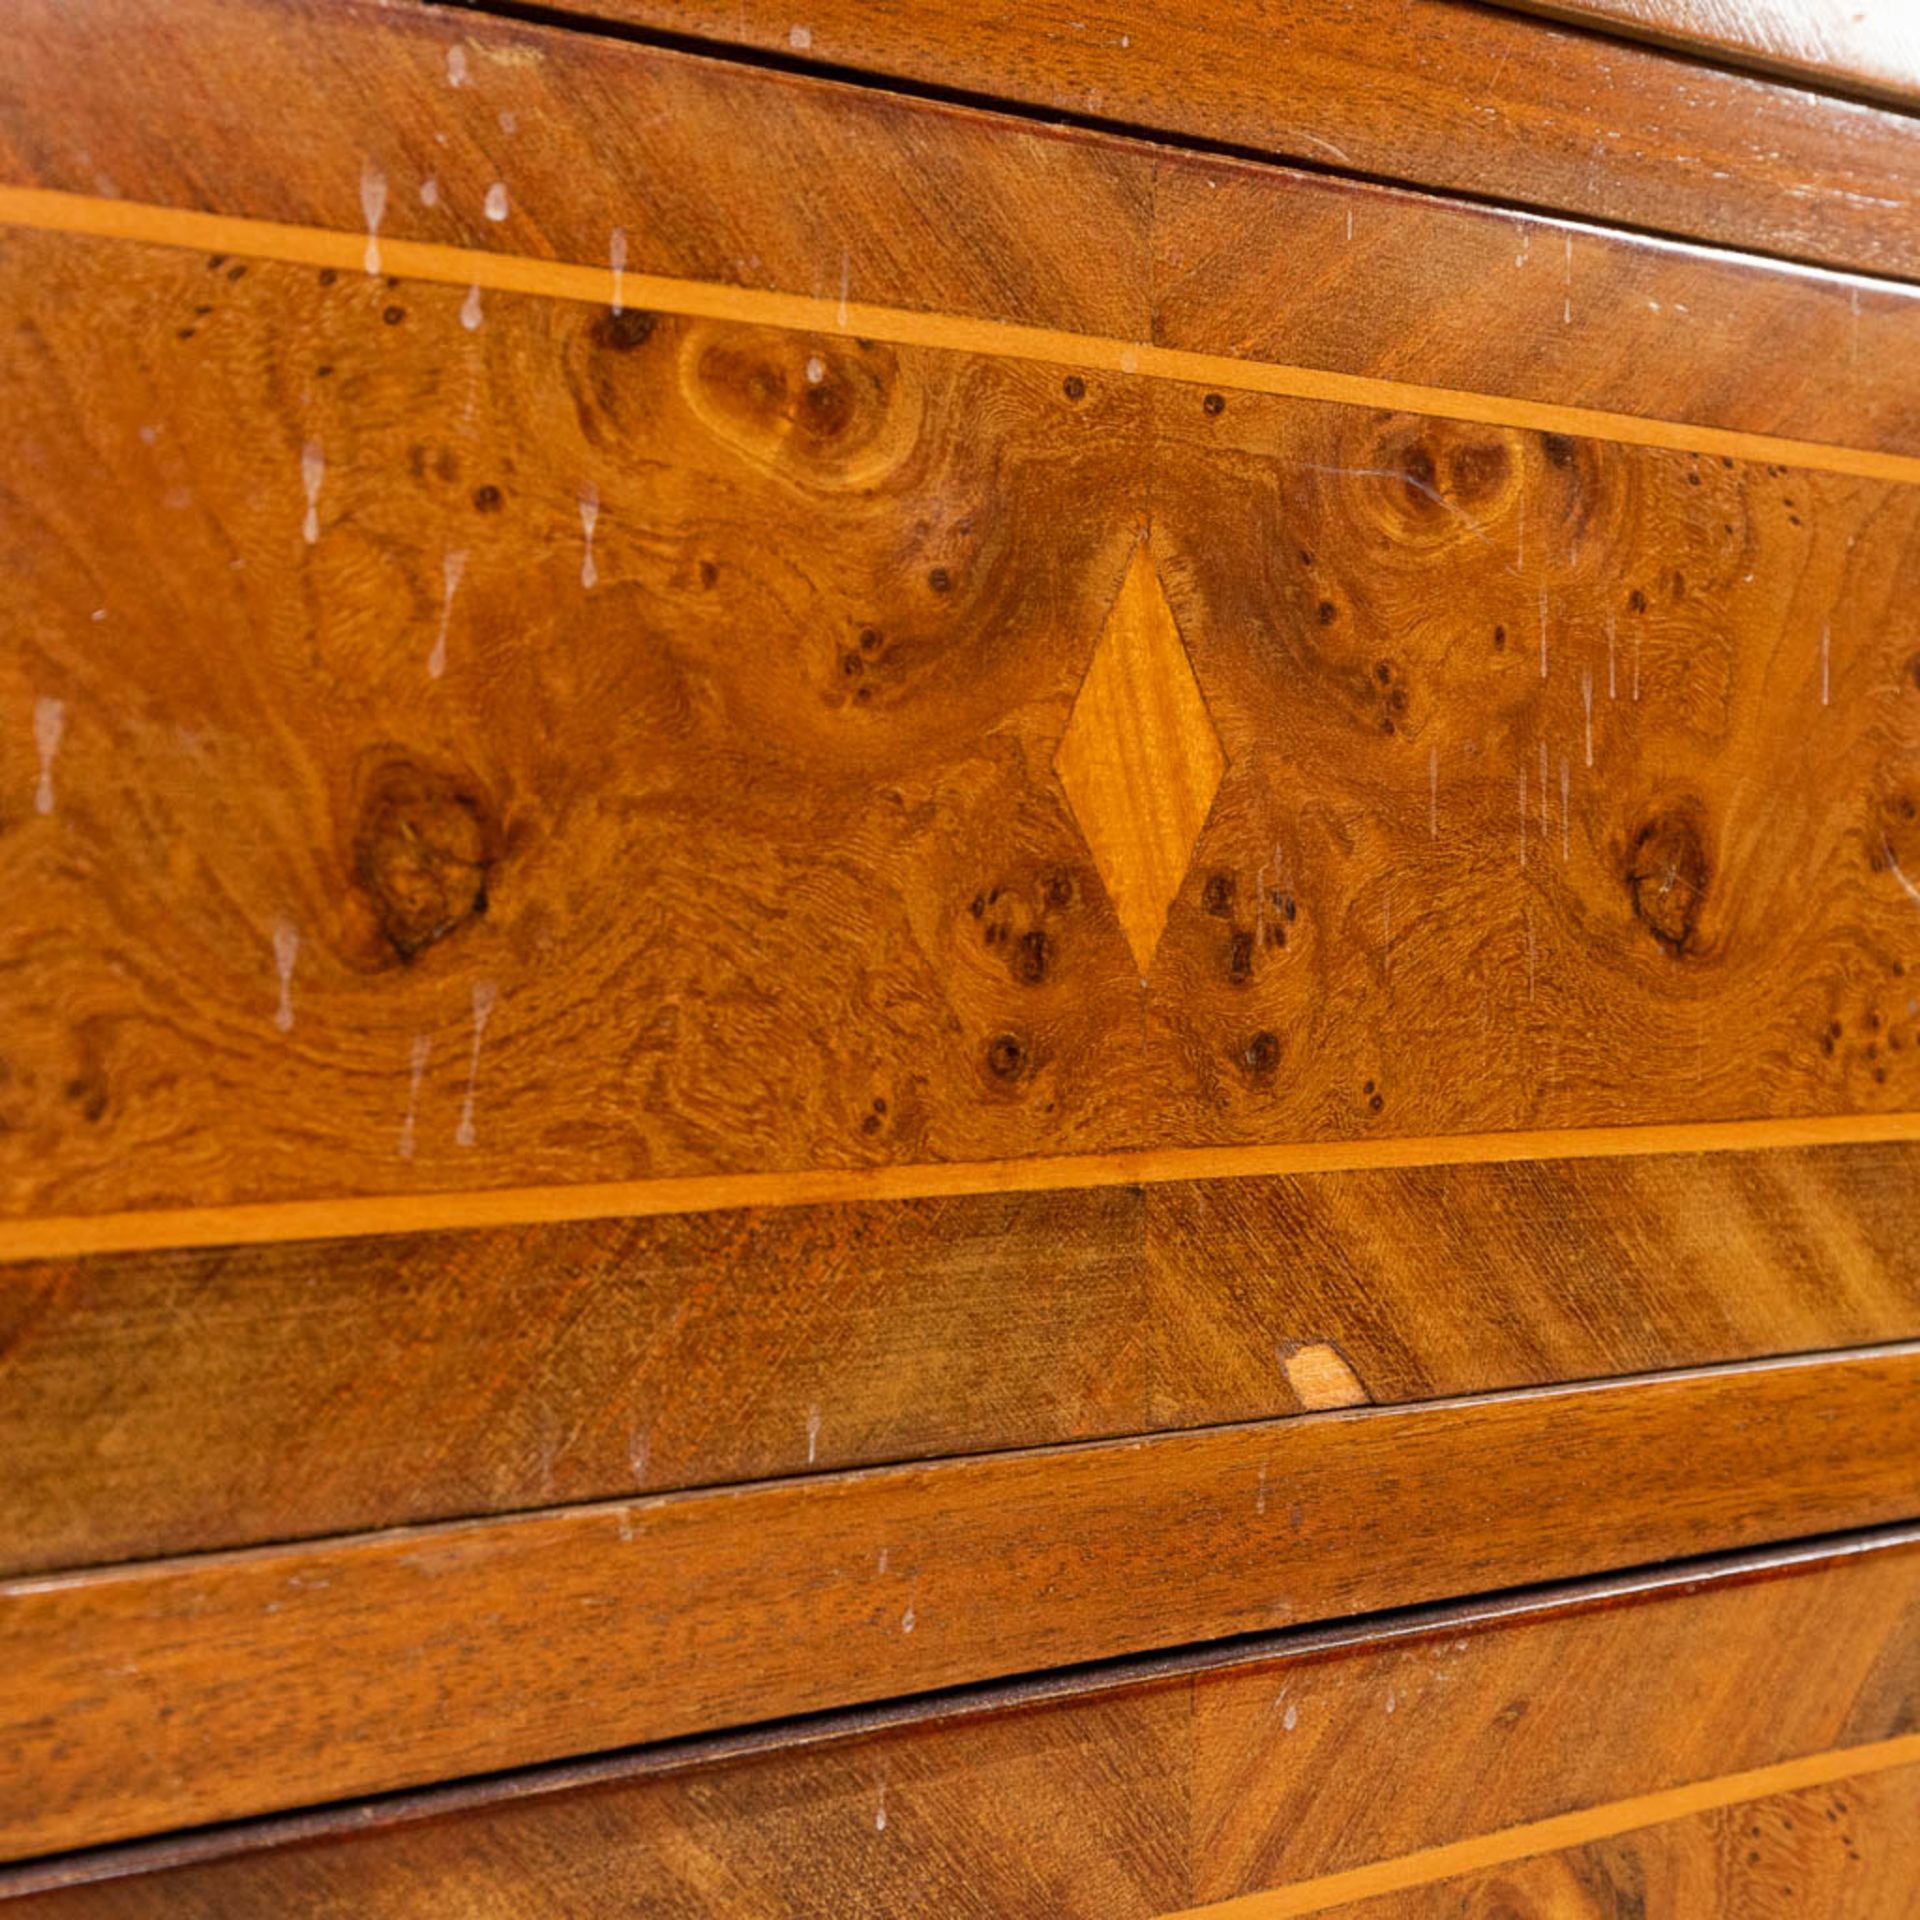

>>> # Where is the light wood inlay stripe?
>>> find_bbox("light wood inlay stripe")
[1,1111,1917,1260]
[1163,1732,1920,1919]
[3,186,1919,487]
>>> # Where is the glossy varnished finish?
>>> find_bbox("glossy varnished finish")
[6,0,1920,1891]
[0,1186,1147,1573]
[3,1349,1917,1855]
[5,1142,1919,1574]
[2,224,1918,1218]
[1298,1769,1920,1918]
[6,1536,1919,1912]
[1498,0,1920,108]
[9,1,1920,461]
[496,0,1920,280]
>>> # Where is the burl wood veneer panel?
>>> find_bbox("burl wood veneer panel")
[3,215,1918,1218]
[7,1535,1919,1911]
[6,1142,1919,1574]
[3,1348,1916,1855]
[505,0,1920,279]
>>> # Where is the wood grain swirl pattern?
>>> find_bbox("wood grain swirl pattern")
[2,222,1918,1219]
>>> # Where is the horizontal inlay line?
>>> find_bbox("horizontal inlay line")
[3,186,1919,486]
[1164,1733,1920,1918]
[1,1110,1916,1262]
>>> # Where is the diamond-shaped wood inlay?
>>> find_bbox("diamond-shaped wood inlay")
[1054,544,1227,977]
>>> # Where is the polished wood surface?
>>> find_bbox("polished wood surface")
[4,1348,1917,1855]
[5,0,1920,1895]
[7,1534,1918,1911]
[6,1141,1917,1575]
[519,0,1920,279]
[1288,1767,1920,1918]
[1499,0,1920,107]
[10,1,1920,459]
[3,211,1917,1224]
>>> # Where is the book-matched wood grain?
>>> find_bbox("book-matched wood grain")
[10,0,1920,461]
[2,221,1918,1220]
[6,1536,1919,1912]
[3,1348,1918,1855]
[1496,0,1920,109]
[5,1142,1918,1576]
[496,0,1920,281]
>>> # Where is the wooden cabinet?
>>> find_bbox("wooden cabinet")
[2,0,1917,1910]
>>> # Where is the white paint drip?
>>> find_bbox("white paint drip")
[359,160,387,275]
[1515,225,1530,269]
[806,1403,821,1464]
[460,283,484,331]
[301,441,324,545]
[1539,738,1549,827]
[398,1032,431,1160]
[1428,745,1439,838]
[1345,206,1353,242]
[33,696,65,816]
[1283,1701,1299,1732]
[1255,1461,1268,1516]
[1385,1689,1397,1715]
[629,1429,649,1485]
[1821,625,1831,705]
[272,918,299,1032]
[454,979,497,1148]
[876,1547,889,1574]
[419,177,439,208]
[446,43,469,86]
[875,1782,888,1833]
[483,182,509,223]
[579,486,599,589]
[900,1603,916,1635]
[804,354,826,385]
[609,226,627,315]
[1606,608,1617,699]
[788,22,812,49]
[430,549,467,679]
[1582,667,1594,766]
[1538,584,1548,677]
[1887,847,1920,911]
